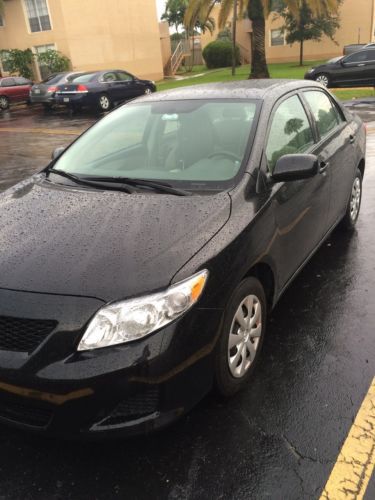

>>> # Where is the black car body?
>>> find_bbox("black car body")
[0,80,365,438]
[305,47,375,87]
[30,72,84,108]
[55,70,156,112]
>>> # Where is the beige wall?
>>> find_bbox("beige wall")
[201,1,375,64]
[0,0,163,81]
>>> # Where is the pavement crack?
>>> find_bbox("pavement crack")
[281,434,332,465]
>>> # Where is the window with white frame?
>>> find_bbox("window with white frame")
[24,0,51,32]
[34,43,55,79]
[270,29,285,46]
[0,50,11,73]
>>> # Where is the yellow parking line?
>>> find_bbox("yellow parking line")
[0,127,83,136]
[320,377,375,500]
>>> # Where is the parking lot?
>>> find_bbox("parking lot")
[0,102,374,500]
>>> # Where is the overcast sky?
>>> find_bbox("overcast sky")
[156,0,167,19]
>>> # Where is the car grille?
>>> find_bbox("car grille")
[96,388,159,428]
[0,315,57,353]
[0,401,53,428]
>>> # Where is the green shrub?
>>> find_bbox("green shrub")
[202,40,240,69]
[37,50,70,74]
[0,49,34,79]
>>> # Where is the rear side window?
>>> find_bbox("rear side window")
[304,91,339,139]
[1,78,16,87]
[266,95,314,172]
[72,73,97,83]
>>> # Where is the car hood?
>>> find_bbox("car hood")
[0,176,231,301]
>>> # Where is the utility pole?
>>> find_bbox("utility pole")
[232,0,238,76]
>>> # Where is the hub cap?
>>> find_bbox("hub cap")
[350,176,361,221]
[0,96,8,109]
[100,96,110,110]
[316,75,329,87]
[144,88,152,95]
[228,295,262,378]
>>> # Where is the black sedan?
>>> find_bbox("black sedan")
[55,69,156,112]
[30,71,84,109]
[0,80,365,437]
[305,47,375,87]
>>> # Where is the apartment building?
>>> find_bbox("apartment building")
[0,0,164,81]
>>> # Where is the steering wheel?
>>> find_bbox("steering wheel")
[208,151,241,162]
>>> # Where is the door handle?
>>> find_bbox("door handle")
[349,134,355,144]
[319,161,329,173]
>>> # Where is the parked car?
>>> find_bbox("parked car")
[30,72,84,109]
[55,70,156,112]
[0,80,365,437]
[305,47,375,87]
[343,43,366,55]
[0,76,33,110]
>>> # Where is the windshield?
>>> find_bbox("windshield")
[52,99,259,190]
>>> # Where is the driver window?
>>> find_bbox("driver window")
[116,72,133,81]
[266,95,314,172]
[102,72,118,82]
[345,51,368,63]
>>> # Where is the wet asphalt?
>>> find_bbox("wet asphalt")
[0,102,374,500]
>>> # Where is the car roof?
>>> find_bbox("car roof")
[135,79,324,102]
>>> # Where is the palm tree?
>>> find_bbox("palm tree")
[185,0,339,78]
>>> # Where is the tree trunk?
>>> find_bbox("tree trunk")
[232,0,238,76]
[299,39,304,66]
[248,0,269,79]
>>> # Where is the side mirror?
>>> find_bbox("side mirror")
[272,154,319,182]
[51,146,65,160]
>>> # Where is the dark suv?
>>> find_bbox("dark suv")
[305,48,375,87]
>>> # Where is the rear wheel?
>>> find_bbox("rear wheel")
[341,168,362,230]
[0,95,9,110]
[214,277,267,397]
[97,94,112,112]
[315,73,330,87]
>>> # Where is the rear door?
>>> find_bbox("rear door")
[14,77,32,101]
[303,89,356,227]
[264,92,330,287]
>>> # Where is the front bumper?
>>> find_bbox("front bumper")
[0,288,221,438]
[304,71,315,81]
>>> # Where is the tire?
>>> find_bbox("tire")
[214,277,267,397]
[0,95,9,110]
[144,87,153,95]
[340,168,362,230]
[97,93,112,112]
[314,73,330,87]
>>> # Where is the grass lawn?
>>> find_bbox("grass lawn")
[157,61,375,101]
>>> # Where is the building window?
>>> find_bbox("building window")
[270,29,285,46]
[0,51,11,73]
[0,15,4,27]
[34,44,55,79]
[24,0,51,33]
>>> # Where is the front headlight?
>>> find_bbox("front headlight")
[77,270,208,351]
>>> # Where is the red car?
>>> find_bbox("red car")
[0,76,33,110]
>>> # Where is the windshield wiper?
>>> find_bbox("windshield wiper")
[46,169,134,193]
[81,176,192,196]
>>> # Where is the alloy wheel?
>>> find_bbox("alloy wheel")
[228,294,262,378]
[100,95,110,110]
[0,96,9,110]
[350,176,361,221]
[315,74,329,87]
[144,87,152,95]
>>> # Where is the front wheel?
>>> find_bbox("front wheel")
[144,87,153,95]
[315,73,330,87]
[0,95,9,110]
[214,277,267,397]
[340,168,362,230]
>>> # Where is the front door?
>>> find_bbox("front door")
[264,93,330,288]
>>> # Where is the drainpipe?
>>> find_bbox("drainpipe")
[371,0,375,41]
